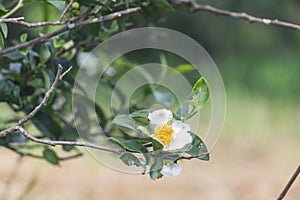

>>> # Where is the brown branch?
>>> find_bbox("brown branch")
[0,7,141,55]
[172,0,300,31]
[0,65,123,155]
[277,164,300,200]
[0,0,74,28]
[15,126,121,154]
[5,145,83,161]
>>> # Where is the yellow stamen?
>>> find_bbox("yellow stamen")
[154,124,174,145]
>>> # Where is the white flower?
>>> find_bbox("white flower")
[161,162,182,177]
[147,109,193,151]
[148,108,173,126]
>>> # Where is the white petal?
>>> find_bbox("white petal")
[161,163,182,176]
[148,109,173,126]
[168,130,192,151]
[172,120,191,132]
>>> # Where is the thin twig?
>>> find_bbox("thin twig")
[172,0,300,31]
[0,7,141,55]
[277,164,300,200]
[58,0,75,22]
[0,65,123,155]
[0,0,74,27]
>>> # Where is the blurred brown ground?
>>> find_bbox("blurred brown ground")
[0,134,299,200]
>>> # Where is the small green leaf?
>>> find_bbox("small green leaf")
[113,115,147,137]
[113,115,138,131]
[129,109,150,118]
[175,64,195,73]
[120,153,142,167]
[189,77,210,110]
[0,23,8,38]
[20,33,28,42]
[109,137,148,153]
[53,37,65,48]
[186,132,209,161]
[150,156,164,180]
[43,148,59,165]
[152,139,163,151]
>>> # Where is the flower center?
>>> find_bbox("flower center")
[154,124,174,145]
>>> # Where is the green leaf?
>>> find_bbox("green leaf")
[113,115,147,137]
[186,132,209,161]
[0,80,21,105]
[46,0,65,11]
[30,110,62,140]
[61,125,78,151]
[129,109,150,118]
[20,33,28,42]
[189,77,210,110]
[175,64,195,73]
[0,3,7,12]
[152,139,163,151]
[109,137,148,153]
[120,153,142,167]
[113,115,138,131]
[43,148,59,165]
[0,31,4,50]
[150,156,164,180]
[53,37,65,48]
[0,23,8,38]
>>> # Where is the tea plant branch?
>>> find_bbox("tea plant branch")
[277,164,300,200]
[0,65,123,155]
[173,0,300,31]
[174,153,208,162]
[0,0,74,26]
[0,7,141,55]
[5,145,83,161]
[58,0,75,22]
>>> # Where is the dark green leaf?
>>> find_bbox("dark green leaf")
[120,153,142,167]
[186,132,209,161]
[43,148,59,165]
[150,156,163,180]
[61,125,78,151]
[152,139,163,151]
[30,110,62,140]
[109,137,148,153]
[0,80,21,105]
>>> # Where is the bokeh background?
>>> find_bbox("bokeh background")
[0,1,300,199]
